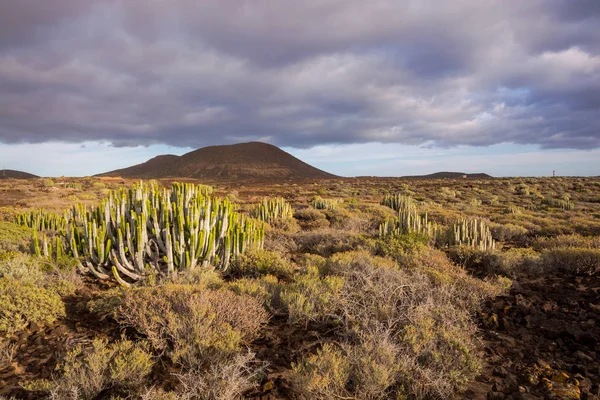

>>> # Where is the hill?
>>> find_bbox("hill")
[0,169,39,179]
[401,171,493,179]
[98,142,338,181]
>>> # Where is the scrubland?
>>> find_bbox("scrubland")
[0,176,599,399]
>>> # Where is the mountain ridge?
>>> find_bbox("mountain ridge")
[0,169,39,179]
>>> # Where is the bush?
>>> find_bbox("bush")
[88,284,269,369]
[291,343,350,399]
[542,248,600,275]
[312,250,494,398]
[0,277,65,336]
[279,266,344,326]
[490,223,528,242]
[294,208,329,230]
[229,249,294,279]
[0,221,33,253]
[50,338,154,399]
[176,351,264,400]
[294,229,373,257]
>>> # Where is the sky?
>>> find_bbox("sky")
[0,0,599,177]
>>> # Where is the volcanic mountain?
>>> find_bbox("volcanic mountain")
[0,169,39,179]
[98,142,338,181]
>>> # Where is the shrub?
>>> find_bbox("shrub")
[50,338,153,399]
[318,250,493,398]
[542,248,600,275]
[291,343,350,399]
[294,208,329,230]
[176,351,264,400]
[279,266,344,326]
[294,229,372,257]
[0,277,65,336]
[229,249,293,279]
[490,223,528,242]
[0,221,33,253]
[88,284,269,369]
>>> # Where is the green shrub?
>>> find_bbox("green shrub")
[0,277,65,336]
[490,223,528,242]
[230,249,293,279]
[294,208,329,230]
[280,266,344,326]
[0,221,33,253]
[88,284,269,369]
[291,343,352,399]
[50,338,153,399]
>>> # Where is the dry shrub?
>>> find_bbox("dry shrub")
[176,351,264,400]
[263,229,297,255]
[293,229,373,257]
[292,250,501,399]
[542,248,600,275]
[88,284,268,369]
[533,234,600,251]
[0,338,16,365]
[50,338,153,400]
[293,208,329,230]
[229,249,293,279]
[490,222,528,242]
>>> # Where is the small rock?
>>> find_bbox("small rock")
[494,366,509,378]
[575,350,594,363]
[488,391,506,400]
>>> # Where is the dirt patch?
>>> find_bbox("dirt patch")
[467,274,600,400]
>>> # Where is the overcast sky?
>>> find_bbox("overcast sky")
[0,0,599,177]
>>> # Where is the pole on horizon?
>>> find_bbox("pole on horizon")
[553,170,555,177]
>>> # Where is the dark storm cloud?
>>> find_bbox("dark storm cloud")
[0,0,599,149]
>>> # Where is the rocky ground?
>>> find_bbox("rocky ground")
[467,274,600,400]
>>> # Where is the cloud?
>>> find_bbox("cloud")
[0,0,599,150]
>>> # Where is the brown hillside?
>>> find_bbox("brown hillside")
[0,169,39,179]
[98,142,337,181]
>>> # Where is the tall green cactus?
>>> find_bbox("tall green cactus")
[448,218,495,251]
[379,195,438,239]
[381,193,415,212]
[251,197,293,226]
[311,196,338,210]
[19,182,264,286]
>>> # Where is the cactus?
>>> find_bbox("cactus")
[448,218,495,251]
[311,196,338,210]
[542,197,574,210]
[381,194,415,212]
[18,182,264,285]
[251,197,293,226]
[379,195,438,240]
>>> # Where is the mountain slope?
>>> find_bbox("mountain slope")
[0,169,39,179]
[99,142,337,180]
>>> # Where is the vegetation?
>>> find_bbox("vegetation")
[1,176,599,399]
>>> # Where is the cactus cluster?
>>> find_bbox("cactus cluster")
[542,197,575,210]
[380,193,415,211]
[19,182,264,286]
[251,197,293,226]
[17,209,69,232]
[379,195,438,239]
[449,218,495,251]
[311,196,338,210]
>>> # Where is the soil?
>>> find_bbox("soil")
[466,273,600,400]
